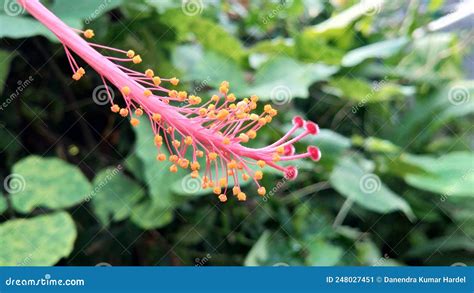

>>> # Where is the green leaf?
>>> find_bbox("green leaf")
[403,152,474,197]
[311,0,386,33]
[242,57,338,100]
[91,167,145,226]
[182,50,247,90]
[51,0,123,19]
[0,49,15,95]
[130,199,174,230]
[132,117,186,207]
[0,212,76,266]
[306,239,343,266]
[329,157,414,219]
[164,10,246,63]
[10,156,92,213]
[0,194,7,214]
[324,77,414,102]
[342,37,409,67]
[244,230,272,266]
[395,81,474,147]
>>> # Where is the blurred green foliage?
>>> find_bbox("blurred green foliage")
[0,0,473,266]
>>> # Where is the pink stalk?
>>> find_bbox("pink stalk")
[18,0,321,202]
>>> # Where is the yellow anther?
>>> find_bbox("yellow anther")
[222,137,231,145]
[242,173,249,181]
[276,146,285,155]
[179,159,189,169]
[249,102,257,110]
[168,90,178,98]
[145,69,154,78]
[202,176,209,183]
[257,160,266,168]
[169,155,178,163]
[83,29,95,39]
[199,108,207,117]
[232,186,240,196]
[132,55,142,64]
[239,133,249,143]
[207,104,216,111]
[191,161,200,171]
[221,81,229,88]
[126,50,135,58]
[184,136,193,145]
[77,67,85,75]
[219,86,229,94]
[144,89,152,97]
[269,109,278,117]
[211,95,219,102]
[250,114,259,121]
[219,178,227,187]
[237,192,247,201]
[157,153,166,161]
[172,140,181,148]
[254,170,263,180]
[272,153,281,162]
[228,170,234,176]
[196,150,204,158]
[213,187,221,195]
[121,86,131,96]
[247,130,257,139]
[110,104,120,113]
[258,187,266,196]
[229,104,237,110]
[152,76,161,86]
[191,170,199,178]
[152,113,161,122]
[134,108,143,116]
[170,164,178,173]
[154,135,163,146]
[119,108,129,117]
[265,115,273,123]
[208,152,218,160]
[258,118,267,126]
[130,118,140,127]
[226,93,236,102]
[218,194,227,202]
[178,91,187,101]
[250,95,259,102]
[227,160,237,169]
[217,109,229,121]
[170,77,179,86]
[166,126,174,133]
[264,104,273,113]
[72,73,82,81]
